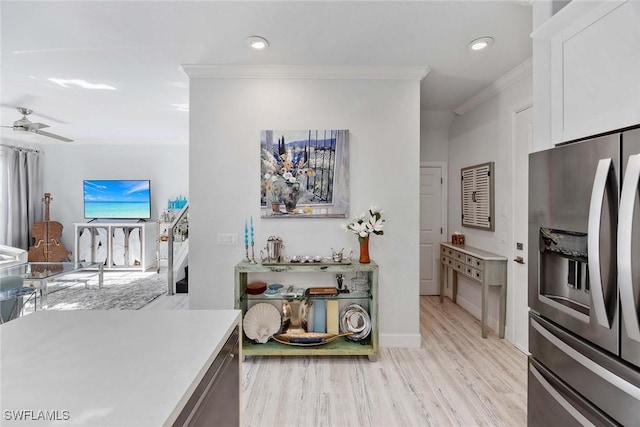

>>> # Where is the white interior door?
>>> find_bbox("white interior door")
[513,106,533,351]
[420,166,442,295]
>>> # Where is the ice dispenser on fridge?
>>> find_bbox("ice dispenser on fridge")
[537,228,591,319]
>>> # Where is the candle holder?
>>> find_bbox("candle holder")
[244,243,251,263]
[250,242,257,264]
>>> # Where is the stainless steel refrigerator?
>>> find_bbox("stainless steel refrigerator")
[528,127,640,426]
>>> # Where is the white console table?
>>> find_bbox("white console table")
[440,242,507,338]
[74,222,156,271]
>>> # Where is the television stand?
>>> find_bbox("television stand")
[74,222,156,271]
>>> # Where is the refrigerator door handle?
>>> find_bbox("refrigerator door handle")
[588,158,613,329]
[618,153,640,342]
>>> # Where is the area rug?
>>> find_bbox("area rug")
[26,272,168,311]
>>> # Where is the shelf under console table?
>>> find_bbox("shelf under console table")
[234,260,379,361]
[440,243,507,339]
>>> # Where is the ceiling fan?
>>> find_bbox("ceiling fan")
[1,107,73,142]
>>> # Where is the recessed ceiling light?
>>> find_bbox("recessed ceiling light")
[246,36,269,50]
[468,36,494,51]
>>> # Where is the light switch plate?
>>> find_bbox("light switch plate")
[217,233,239,245]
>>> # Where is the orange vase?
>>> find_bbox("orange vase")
[359,235,371,264]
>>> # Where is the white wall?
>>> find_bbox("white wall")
[420,110,454,162]
[188,74,422,347]
[41,142,188,253]
[447,72,532,339]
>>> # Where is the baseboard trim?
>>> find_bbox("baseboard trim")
[455,295,500,333]
[379,333,422,348]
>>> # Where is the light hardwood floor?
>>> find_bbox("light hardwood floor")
[141,292,527,426]
[241,296,527,427]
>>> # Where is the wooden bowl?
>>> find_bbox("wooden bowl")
[246,281,267,295]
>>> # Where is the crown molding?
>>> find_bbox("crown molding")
[453,58,532,116]
[181,64,430,80]
[531,0,622,40]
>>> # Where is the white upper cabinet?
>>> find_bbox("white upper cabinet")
[534,0,640,143]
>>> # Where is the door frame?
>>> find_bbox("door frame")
[511,102,533,353]
[420,161,448,295]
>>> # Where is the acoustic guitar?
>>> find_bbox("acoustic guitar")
[28,193,69,262]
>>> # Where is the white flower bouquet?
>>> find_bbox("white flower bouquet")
[344,207,385,243]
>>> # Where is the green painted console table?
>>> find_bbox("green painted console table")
[234,260,379,361]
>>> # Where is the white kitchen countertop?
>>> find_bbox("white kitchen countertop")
[0,309,241,426]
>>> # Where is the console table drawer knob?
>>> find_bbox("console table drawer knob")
[474,269,483,282]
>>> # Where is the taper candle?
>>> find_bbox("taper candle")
[244,220,248,246]
[250,216,254,244]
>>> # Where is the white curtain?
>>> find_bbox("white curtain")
[0,145,42,249]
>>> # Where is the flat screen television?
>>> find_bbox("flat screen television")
[83,180,151,219]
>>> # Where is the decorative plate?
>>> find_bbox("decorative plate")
[272,332,353,347]
[243,303,281,343]
[340,304,371,341]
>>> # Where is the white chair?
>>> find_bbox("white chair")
[0,245,28,268]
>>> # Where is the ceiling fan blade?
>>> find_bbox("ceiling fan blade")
[35,129,73,142]
[25,122,50,131]
[31,111,69,125]
[1,103,68,124]
[1,97,38,111]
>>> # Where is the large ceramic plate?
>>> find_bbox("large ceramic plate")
[272,332,353,347]
[243,303,281,343]
[340,304,371,341]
